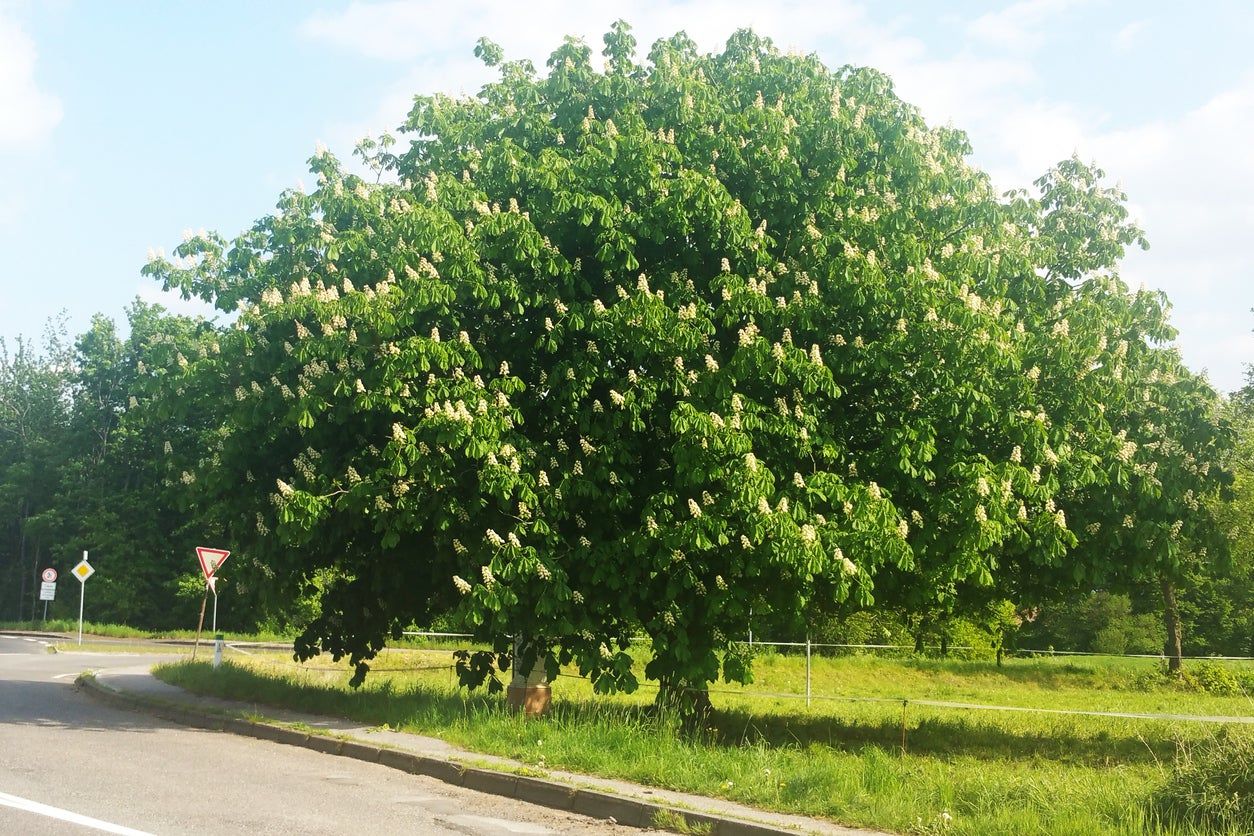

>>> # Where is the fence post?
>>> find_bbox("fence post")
[805,632,812,708]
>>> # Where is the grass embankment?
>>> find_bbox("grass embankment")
[0,618,295,642]
[154,647,1254,835]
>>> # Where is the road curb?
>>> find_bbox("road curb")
[0,630,68,640]
[76,672,811,835]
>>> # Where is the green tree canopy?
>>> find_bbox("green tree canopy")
[143,24,1230,699]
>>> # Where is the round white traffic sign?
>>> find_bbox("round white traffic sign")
[41,567,57,583]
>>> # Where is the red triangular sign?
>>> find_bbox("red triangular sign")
[196,547,230,580]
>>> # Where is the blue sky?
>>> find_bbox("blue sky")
[2,1,1252,391]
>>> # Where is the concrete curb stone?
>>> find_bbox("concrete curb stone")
[571,789,653,827]
[416,757,466,785]
[462,767,518,799]
[514,774,576,810]
[337,739,382,763]
[376,747,422,775]
[304,734,344,756]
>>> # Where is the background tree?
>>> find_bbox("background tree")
[1173,378,1254,657]
[45,303,225,627]
[0,322,71,621]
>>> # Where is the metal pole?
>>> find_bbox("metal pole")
[748,607,753,648]
[805,632,812,708]
[42,600,48,622]
[211,587,218,634]
[78,550,87,645]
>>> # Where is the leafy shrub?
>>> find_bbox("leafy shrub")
[1152,730,1254,832]
[1092,624,1130,655]
[1183,661,1242,697]
[946,618,996,661]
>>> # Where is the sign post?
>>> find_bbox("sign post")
[192,547,230,661]
[39,567,57,621]
[209,575,219,633]
[71,553,93,645]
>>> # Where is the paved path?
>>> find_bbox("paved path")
[0,635,629,835]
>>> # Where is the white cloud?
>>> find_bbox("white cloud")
[135,282,222,323]
[1113,19,1147,52]
[1083,73,1254,391]
[967,0,1080,53]
[0,11,61,149]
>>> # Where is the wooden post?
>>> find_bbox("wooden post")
[805,633,812,708]
[901,700,908,754]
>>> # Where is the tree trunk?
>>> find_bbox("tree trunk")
[655,680,713,730]
[16,502,28,622]
[939,632,949,658]
[1161,577,1183,675]
[28,539,40,622]
[913,632,924,653]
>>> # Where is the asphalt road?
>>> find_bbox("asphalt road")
[0,636,628,835]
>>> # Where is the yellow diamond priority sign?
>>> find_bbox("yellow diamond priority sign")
[72,559,94,583]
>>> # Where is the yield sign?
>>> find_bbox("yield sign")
[196,547,230,581]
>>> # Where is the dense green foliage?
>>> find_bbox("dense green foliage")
[1020,590,1165,655]
[0,26,1242,702]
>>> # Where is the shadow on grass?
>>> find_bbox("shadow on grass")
[156,660,1186,766]
[705,705,1179,764]
[792,651,1153,690]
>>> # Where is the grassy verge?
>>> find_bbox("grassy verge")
[0,619,293,643]
[55,641,195,655]
[153,650,1254,835]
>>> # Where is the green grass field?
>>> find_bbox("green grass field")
[154,644,1254,835]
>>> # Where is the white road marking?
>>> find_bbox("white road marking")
[52,672,79,680]
[0,790,153,835]
[17,637,50,647]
